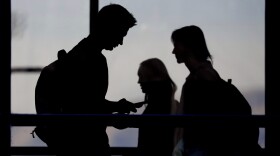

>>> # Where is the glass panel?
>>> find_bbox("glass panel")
[11,0,89,67]
[11,0,89,148]
[99,0,265,148]
[11,73,39,114]
[11,126,46,147]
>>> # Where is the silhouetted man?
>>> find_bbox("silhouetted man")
[171,25,263,156]
[35,4,137,156]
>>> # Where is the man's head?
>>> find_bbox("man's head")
[171,25,211,64]
[94,4,137,51]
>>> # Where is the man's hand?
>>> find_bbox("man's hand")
[117,98,137,114]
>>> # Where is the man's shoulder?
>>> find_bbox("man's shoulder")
[196,67,220,81]
[39,60,61,79]
[42,49,71,74]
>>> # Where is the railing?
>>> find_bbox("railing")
[10,114,272,155]
[11,147,137,155]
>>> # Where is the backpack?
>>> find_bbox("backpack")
[31,49,68,145]
[182,78,262,154]
[222,79,263,152]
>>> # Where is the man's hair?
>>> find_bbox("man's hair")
[171,25,212,62]
[97,4,137,29]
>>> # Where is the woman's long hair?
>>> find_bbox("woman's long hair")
[139,58,177,114]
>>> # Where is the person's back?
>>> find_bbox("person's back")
[181,66,260,155]
[35,46,111,155]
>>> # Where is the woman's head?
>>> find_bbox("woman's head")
[137,58,176,94]
[171,25,212,64]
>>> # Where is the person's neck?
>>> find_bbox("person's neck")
[186,60,210,74]
[86,34,103,53]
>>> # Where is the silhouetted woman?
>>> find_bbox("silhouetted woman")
[171,25,262,156]
[136,58,178,156]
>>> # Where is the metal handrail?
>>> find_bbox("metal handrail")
[10,114,271,155]
[11,147,137,155]
[11,114,270,127]
[11,67,43,73]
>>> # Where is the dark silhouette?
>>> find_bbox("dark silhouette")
[34,4,137,156]
[171,25,263,156]
[135,58,178,156]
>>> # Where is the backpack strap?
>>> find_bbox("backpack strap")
[57,49,67,60]
[30,129,36,138]
[56,49,69,74]
[227,78,232,84]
